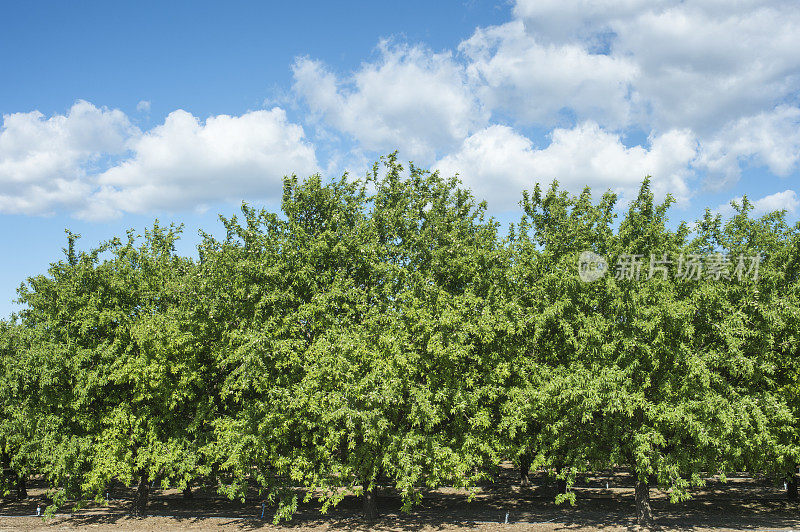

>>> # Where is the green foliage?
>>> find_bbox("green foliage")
[503,180,799,503]
[14,224,215,508]
[3,156,798,521]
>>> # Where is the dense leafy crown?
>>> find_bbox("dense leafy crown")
[1,156,798,522]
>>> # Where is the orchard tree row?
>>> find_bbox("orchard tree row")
[1,154,798,526]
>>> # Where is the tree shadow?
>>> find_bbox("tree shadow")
[1,473,798,531]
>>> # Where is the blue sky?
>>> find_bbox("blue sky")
[1,0,799,317]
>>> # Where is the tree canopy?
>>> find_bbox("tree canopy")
[1,155,798,526]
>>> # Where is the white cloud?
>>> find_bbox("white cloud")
[715,189,799,218]
[83,108,318,219]
[612,1,800,133]
[441,0,800,192]
[505,0,800,133]
[292,42,487,162]
[696,105,800,188]
[287,0,799,202]
[460,20,639,128]
[0,100,136,215]
[0,102,319,219]
[3,2,799,220]
[279,0,800,205]
[512,0,661,44]
[435,122,696,211]
[753,190,799,215]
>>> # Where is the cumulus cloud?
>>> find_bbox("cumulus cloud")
[613,1,800,133]
[0,100,137,215]
[460,20,639,128]
[435,122,697,211]
[458,0,800,191]
[0,103,318,219]
[292,42,487,162]
[715,189,799,218]
[3,1,799,220]
[507,0,800,134]
[82,108,318,219]
[512,0,661,44]
[288,0,800,197]
[696,105,800,188]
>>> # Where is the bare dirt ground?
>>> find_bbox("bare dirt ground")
[1,469,797,531]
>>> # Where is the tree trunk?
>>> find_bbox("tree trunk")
[363,485,378,522]
[520,453,532,487]
[554,465,567,495]
[788,475,798,502]
[635,479,654,528]
[16,474,27,500]
[133,471,149,516]
[182,485,193,499]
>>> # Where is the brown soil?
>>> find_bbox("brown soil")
[1,469,797,531]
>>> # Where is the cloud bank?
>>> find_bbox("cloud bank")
[1,0,799,219]
[1,103,318,219]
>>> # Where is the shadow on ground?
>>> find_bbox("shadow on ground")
[1,471,798,531]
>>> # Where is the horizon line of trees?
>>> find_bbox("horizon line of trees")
[1,153,798,527]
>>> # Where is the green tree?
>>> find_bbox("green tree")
[209,155,510,522]
[0,319,35,499]
[17,224,216,515]
[5,158,797,527]
[504,180,797,526]
[698,198,800,500]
